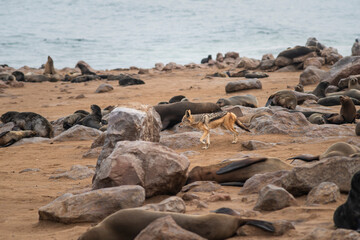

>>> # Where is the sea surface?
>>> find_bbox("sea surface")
[1,0,359,70]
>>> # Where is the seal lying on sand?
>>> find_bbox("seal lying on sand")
[324,96,356,124]
[77,105,102,130]
[186,157,293,185]
[265,90,297,110]
[333,170,360,231]
[0,130,37,147]
[1,111,53,138]
[318,95,360,106]
[216,95,258,108]
[153,102,221,130]
[78,208,275,240]
[288,142,360,162]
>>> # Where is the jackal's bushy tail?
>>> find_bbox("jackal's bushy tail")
[235,119,251,132]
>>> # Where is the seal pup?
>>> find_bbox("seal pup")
[153,101,221,130]
[0,130,37,147]
[43,56,56,75]
[201,55,212,64]
[265,90,297,110]
[308,113,325,124]
[1,111,53,138]
[187,157,293,184]
[77,105,102,129]
[78,208,275,240]
[216,95,258,108]
[333,170,360,231]
[288,142,360,162]
[325,96,356,124]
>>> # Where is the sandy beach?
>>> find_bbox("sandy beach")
[0,64,358,239]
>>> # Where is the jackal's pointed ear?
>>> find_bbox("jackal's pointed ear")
[185,109,191,117]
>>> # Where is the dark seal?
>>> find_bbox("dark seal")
[333,170,360,231]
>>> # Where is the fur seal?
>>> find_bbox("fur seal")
[43,56,56,75]
[78,208,275,240]
[325,96,356,124]
[308,113,325,124]
[292,91,318,104]
[318,95,360,106]
[153,102,221,130]
[265,90,297,110]
[1,111,53,138]
[77,105,102,129]
[333,170,360,231]
[312,81,329,98]
[201,55,212,64]
[356,122,360,136]
[76,61,96,75]
[169,95,187,103]
[63,111,89,130]
[216,95,258,108]
[0,130,37,147]
[186,157,293,184]
[294,84,304,92]
[349,77,360,90]
[327,89,360,101]
[288,142,360,162]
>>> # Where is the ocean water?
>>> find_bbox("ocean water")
[1,0,359,70]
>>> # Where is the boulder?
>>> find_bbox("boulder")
[225,78,262,93]
[253,184,297,211]
[237,219,295,236]
[275,56,293,67]
[95,83,113,93]
[352,39,360,56]
[321,47,343,65]
[224,52,240,59]
[299,66,329,85]
[139,196,186,213]
[160,132,202,149]
[134,215,206,240]
[293,51,318,64]
[216,53,224,62]
[237,57,260,70]
[276,65,298,72]
[323,56,360,86]
[303,57,324,69]
[242,140,274,150]
[38,185,145,223]
[181,181,222,193]
[259,59,275,70]
[93,141,189,198]
[49,165,95,180]
[52,125,102,142]
[138,68,150,74]
[216,62,227,69]
[303,228,360,240]
[154,63,164,71]
[306,182,340,205]
[96,106,161,169]
[306,37,326,50]
[12,137,50,146]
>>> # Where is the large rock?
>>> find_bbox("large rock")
[323,56,360,86]
[225,79,262,93]
[160,132,202,149]
[299,66,329,85]
[237,57,260,70]
[38,185,145,223]
[96,106,161,169]
[303,57,324,69]
[93,141,189,198]
[293,51,318,64]
[306,37,326,51]
[49,165,95,180]
[275,56,293,67]
[253,184,297,211]
[134,215,206,240]
[306,182,340,205]
[95,83,113,93]
[237,220,295,237]
[139,196,186,213]
[321,47,343,65]
[52,125,102,142]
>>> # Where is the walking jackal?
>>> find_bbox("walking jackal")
[180,110,250,149]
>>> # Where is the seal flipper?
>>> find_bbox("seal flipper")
[287,154,320,162]
[265,97,273,107]
[2,139,17,147]
[246,220,275,232]
[220,182,244,187]
[216,157,267,175]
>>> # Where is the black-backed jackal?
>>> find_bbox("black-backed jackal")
[180,110,250,149]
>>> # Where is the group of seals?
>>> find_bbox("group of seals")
[324,96,356,124]
[78,208,275,240]
[153,101,221,130]
[63,105,110,130]
[333,170,360,231]
[0,111,53,138]
[186,157,293,185]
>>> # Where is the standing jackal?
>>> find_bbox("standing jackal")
[180,110,250,149]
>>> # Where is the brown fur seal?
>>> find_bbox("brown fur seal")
[63,111,89,130]
[312,81,329,98]
[76,61,96,75]
[77,105,102,129]
[153,102,221,130]
[265,90,297,110]
[327,89,360,101]
[78,208,275,240]
[43,56,56,75]
[318,95,360,106]
[325,96,356,124]
[333,170,360,231]
[186,157,293,184]
[356,122,360,136]
[292,91,318,104]
[349,77,360,90]
[1,111,53,138]
[0,130,37,147]
[288,142,360,162]
[308,113,325,124]
[216,95,258,108]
